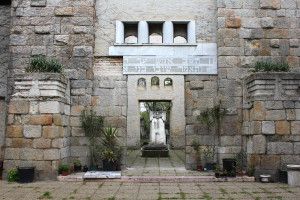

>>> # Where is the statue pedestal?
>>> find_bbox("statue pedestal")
[141,144,169,157]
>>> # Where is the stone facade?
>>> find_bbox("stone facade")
[0,3,11,160]
[243,73,300,171]
[214,0,300,169]
[0,0,299,179]
[4,73,70,179]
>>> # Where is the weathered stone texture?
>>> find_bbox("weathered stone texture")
[225,16,241,28]
[267,142,293,154]
[6,125,23,138]
[260,0,281,10]
[8,100,29,114]
[23,125,42,138]
[29,115,53,125]
[252,135,266,154]
[262,121,276,135]
[276,121,290,135]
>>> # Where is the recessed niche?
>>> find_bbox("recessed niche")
[174,23,188,44]
[124,22,138,44]
[164,78,173,86]
[151,76,160,86]
[149,23,163,44]
[137,78,146,88]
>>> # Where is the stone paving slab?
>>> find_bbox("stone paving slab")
[1,180,300,200]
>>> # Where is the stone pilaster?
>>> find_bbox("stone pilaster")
[138,21,149,44]
[163,21,174,44]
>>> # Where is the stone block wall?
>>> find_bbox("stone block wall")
[0,2,11,159]
[7,0,96,166]
[214,0,300,168]
[69,57,128,165]
[243,73,300,172]
[95,0,217,56]
[185,75,219,169]
[4,73,70,180]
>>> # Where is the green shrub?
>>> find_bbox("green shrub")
[7,168,19,182]
[80,109,104,167]
[253,61,290,72]
[25,56,63,73]
[58,164,69,174]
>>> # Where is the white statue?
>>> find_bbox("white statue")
[149,111,166,145]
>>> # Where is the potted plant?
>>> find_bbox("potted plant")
[7,168,19,182]
[58,164,70,176]
[222,158,236,177]
[247,165,255,177]
[203,145,215,171]
[80,109,104,170]
[101,148,118,171]
[235,150,247,176]
[100,126,122,171]
[83,165,88,172]
[191,140,203,171]
[214,165,221,178]
[73,160,82,172]
[197,104,226,167]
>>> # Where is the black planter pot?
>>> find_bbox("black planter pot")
[74,165,82,172]
[0,161,3,180]
[223,158,236,177]
[102,160,117,171]
[83,165,88,172]
[18,167,35,183]
[279,170,287,183]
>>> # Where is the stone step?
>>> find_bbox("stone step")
[121,175,255,183]
[58,172,255,183]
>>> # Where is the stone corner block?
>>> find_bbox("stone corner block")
[24,125,42,138]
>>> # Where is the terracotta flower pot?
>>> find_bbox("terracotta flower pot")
[61,171,69,176]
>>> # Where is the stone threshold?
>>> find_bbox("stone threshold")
[121,176,255,183]
[58,172,254,183]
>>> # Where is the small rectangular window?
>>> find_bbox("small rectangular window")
[149,22,163,44]
[173,22,188,44]
[124,22,138,44]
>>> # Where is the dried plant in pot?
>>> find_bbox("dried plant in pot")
[191,140,203,171]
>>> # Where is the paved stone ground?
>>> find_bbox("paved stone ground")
[123,150,213,176]
[1,180,300,199]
